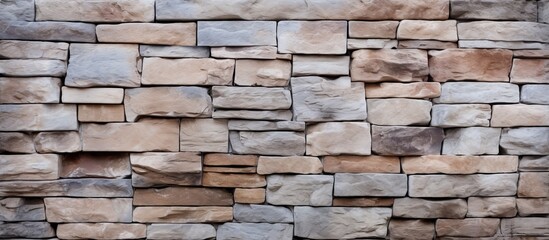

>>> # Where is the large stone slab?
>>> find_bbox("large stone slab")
[266,175,333,206]
[349,21,399,38]
[0,40,68,60]
[0,154,58,180]
[437,82,519,103]
[511,59,549,83]
[130,152,201,187]
[134,187,233,206]
[155,0,449,20]
[44,198,132,223]
[518,172,549,197]
[292,55,350,76]
[389,220,435,240]
[291,76,366,122]
[393,198,467,218]
[142,58,235,85]
[397,20,457,41]
[234,204,293,223]
[402,155,518,174]
[307,122,371,156]
[65,44,140,87]
[0,132,34,153]
[78,104,125,122]
[431,104,491,127]
[294,207,392,239]
[230,131,305,156]
[257,156,322,174]
[442,127,501,155]
[198,21,276,46]
[334,173,407,197]
[409,174,518,197]
[0,198,45,221]
[323,155,400,173]
[139,45,209,58]
[467,197,517,217]
[212,86,291,110]
[492,104,549,127]
[217,223,293,240]
[203,172,265,188]
[61,153,131,178]
[147,224,216,240]
[0,104,77,131]
[180,119,228,152]
[451,0,537,21]
[34,131,81,153]
[62,87,123,104]
[234,60,291,86]
[0,222,55,239]
[97,23,196,45]
[500,127,549,155]
[501,218,549,236]
[458,21,549,42]
[521,84,549,104]
[57,223,146,239]
[0,59,66,77]
[0,21,96,42]
[228,120,305,131]
[133,207,233,223]
[367,99,431,125]
[371,126,444,156]
[125,87,212,122]
[36,0,154,22]
[429,49,513,82]
[81,119,180,152]
[0,0,34,21]
[436,218,500,237]
[351,49,428,82]
[0,77,60,104]
[0,179,132,197]
[365,82,441,99]
[278,21,347,54]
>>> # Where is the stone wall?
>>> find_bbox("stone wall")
[1,0,548,239]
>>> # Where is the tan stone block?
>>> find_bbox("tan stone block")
[204,154,258,166]
[0,77,60,103]
[202,166,257,174]
[57,223,146,239]
[36,0,154,22]
[347,39,398,49]
[0,132,34,153]
[61,153,130,178]
[34,131,81,153]
[140,45,209,58]
[511,59,549,84]
[267,175,333,206]
[365,82,440,99]
[492,104,549,127]
[334,173,407,197]
[467,197,517,217]
[0,40,68,60]
[0,154,59,180]
[180,119,228,152]
[397,20,457,41]
[436,218,500,237]
[348,21,399,38]
[61,87,123,104]
[409,174,518,198]
[451,0,537,21]
[351,49,428,82]
[142,58,234,85]
[211,46,279,59]
[44,198,132,222]
[518,172,549,197]
[332,197,394,207]
[228,120,305,131]
[212,86,292,110]
[130,152,201,187]
[389,219,435,240]
[398,40,458,49]
[278,21,347,54]
[147,224,216,240]
[307,122,371,156]
[323,155,400,173]
[134,187,233,206]
[234,188,265,204]
[292,55,349,76]
[458,21,549,42]
[367,99,431,125]
[442,127,501,155]
[402,155,518,174]
[234,60,291,86]
[78,105,125,122]
[517,198,549,216]
[97,23,196,45]
[203,172,266,188]
[257,156,322,174]
[429,49,513,82]
[133,207,233,223]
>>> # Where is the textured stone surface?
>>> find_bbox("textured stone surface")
[518,172,549,197]
[147,224,216,240]
[492,104,549,127]
[500,127,549,155]
[393,198,467,218]
[36,0,154,22]
[266,175,333,206]
[0,179,133,197]
[442,127,501,155]
[234,188,265,204]
[62,87,123,104]
[501,217,549,236]
[204,154,258,166]
[402,155,518,174]
[459,40,548,49]
[180,119,228,152]
[0,222,55,239]
[0,104,77,131]
[0,40,68,60]
[431,104,491,127]
[139,45,209,58]
[334,173,407,197]
[348,39,398,49]
[44,198,132,223]
[230,131,305,156]
[82,119,179,152]
[34,131,81,153]
[57,224,145,239]
[517,198,549,216]
[367,99,431,125]
[97,23,196,45]
[294,207,392,239]
[437,82,519,103]
[458,21,549,42]
[429,49,513,82]
[351,49,428,82]
[198,21,276,46]
[0,59,66,77]
[0,21,96,42]
[389,220,435,240]
[306,122,371,156]
[130,152,201,187]
[467,197,517,217]
[348,21,399,38]
[510,59,549,83]
[235,60,291,86]
[134,187,233,206]
[228,120,305,131]
[409,174,518,197]
[211,46,279,59]
[0,198,45,221]
[372,126,444,156]
[520,155,549,172]
[203,173,266,188]
[213,86,291,110]
[451,0,537,21]
[257,156,322,174]
[78,105,126,122]
[0,132,34,153]
[61,153,130,178]
[133,207,233,223]
[0,77,60,104]
[65,44,140,87]
[292,56,349,76]
[278,21,347,54]
[0,0,34,21]
[217,223,293,240]
[521,84,549,104]
[397,20,457,41]
[365,82,440,99]
[398,40,457,49]
[213,110,293,120]
[142,58,235,85]
[234,204,293,223]
[332,198,394,207]
[323,155,400,173]
[436,218,500,237]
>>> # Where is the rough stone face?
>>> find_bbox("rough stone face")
[521,84,549,104]
[0,179,133,197]
[180,119,228,152]
[234,188,265,204]
[518,172,549,197]
[431,104,491,127]
[211,46,279,59]
[348,21,399,38]
[442,127,501,155]
[501,127,549,155]
[134,187,233,206]
[212,86,291,110]
[82,119,179,152]
[459,40,548,49]
[334,173,407,197]
[147,224,216,240]
[429,49,513,82]
[365,82,441,99]
[44,198,132,223]
[61,153,130,178]
[397,20,457,41]
[203,173,266,188]
[65,44,140,87]
[156,0,449,20]
[294,207,392,239]
[0,77,60,104]
[371,126,444,156]
[34,131,81,153]
[217,223,293,240]
[307,122,371,156]
[198,21,276,46]
[492,104,549,127]
[257,156,322,174]
[451,0,537,21]
[0,21,96,42]
[139,45,210,58]
[389,219,435,240]
[230,131,305,156]
[292,56,349,76]
[467,197,517,217]
[234,204,293,223]
[130,152,201,187]
[78,105,125,122]
[501,217,549,236]
[214,110,292,120]
[517,198,549,216]
[393,198,467,218]
[409,174,518,197]
[204,153,258,166]
[278,21,347,54]
[510,59,549,83]
[437,82,519,103]
[0,198,45,221]
[402,155,518,174]
[0,40,68,60]
[332,198,394,207]
[0,104,77,131]
[348,39,398,49]
[458,21,549,42]
[0,222,55,239]
[62,87,123,104]
[0,59,66,77]
[351,49,428,82]
[97,23,196,45]
[520,155,549,172]
[142,58,235,85]
[36,0,155,22]
[266,175,333,206]
[228,120,305,131]
[0,132,34,153]
[513,49,549,58]
[323,155,400,173]
[0,0,34,21]
[541,0,549,23]
[398,40,457,49]
[436,218,500,237]
[133,207,233,223]
[57,223,146,239]
[235,60,291,86]
[291,76,367,122]
[367,99,431,125]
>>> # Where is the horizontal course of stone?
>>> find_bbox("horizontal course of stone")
[0,0,548,239]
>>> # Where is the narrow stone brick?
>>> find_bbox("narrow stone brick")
[323,155,400,173]
[142,58,235,85]
[234,188,265,204]
[402,155,518,174]
[57,223,146,239]
[519,155,549,172]
[228,120,305,131]
[218,223,293,240]
[139,45,209,58]
[0,179,133,197]
[0,40,68,60]
[62,87,123,104]
[397,20,457,41]
[147,224,216,240]
[257,156,322,174]
[517,198,549,216]
[398,40,457,49]
[500,127,549,155]
[233,204,293,223]
[0,21,96,42]
[78,105,125,122]
[332,198,394,207]
[467,197,517,217]
[34,131,81,153]
[44,198,132,223]
[348,39,398,49]
[204,154,258,166]
[0,77,60,104]
[61,153,130,178]
[365,82,441,99]
[334,173,407,197]
[292,55,349,76]
[429,49,513,82]
[458,21,549,42]
[198,21,276,46]
[348,21,399,38]
[393,198,467,218]
[436,218,500,237]
[130,152,201,187]
[97,23,196,45]
[134,187,233,206]
[213,110,292,121]
[0,59,66,77]
[36,0,155,22]
[389,219,435,240]
[133,207,233,223]
[431,104,491,127]
[0,104,77,131]
[367,99,432,126]
[203,172,266,188]
[437,82,519,103]
[234,60,291,86]
[212,86,292,110]
[266,175,333,206]
[351,49,428,82]
[211,46,279,59]
[0,222,55,239]
[501,218,549,236]
[230,131,305,156]
[278,21,347,54]
[0,133,34,153]
[492,104,549,127]
[451,0,537,21]
[409,174,518,198]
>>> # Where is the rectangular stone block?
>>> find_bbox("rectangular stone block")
[234,188,265,204]
[519,172,549,197]
[203,172,266,188]
[0,198,45,221]
[97,23,196,45]
[458,21,549,42]
[139,45,209,58]
[36,0,154,22]
[228,120,305,131]
[234,60,291,86]
[501,218,549,236]
[44,198,132,223]
[257,156,322,174]
[389,220,435,240]
[332,197,394,207]
[130,152,201,187]
[0,77,60,103]
[402,155,518,174]
[348,39,398,49]
[367,99,431,125]
[62,87,123,104]
[218,223,293,240]
[0,222,55,239]
[213,110,292,120]
[142,57,235,85]
[492,104,549,127]
[365,82,441,99]
[501,127,549,155]
[0,40,68,60]
[198,21,276,46]
[34,131,81,153]
[398,40,457,49]
[307,122,371,156]
[334,173,407,197]
[0,21,96,42]
[517,198,549,216]
[278,21,347,54]
[467,197,517,217]
[511,59,549,83]
[0,59,66,77]
[292,55,350,76]
[61,153,130,178]
[459,40,548,50]
[429,49,513,82]
[212,86,292,110]
[349,21,399,38]
[147,224,216,240]
[134,187,233,206]
[211,46,279,59]
[397,20,457,41]
[57,223,146,240]
[521,84,549,104]
[179,119,227,152]
[230,131,305,156]
[371,126,444,156]
[431,104,491,127]
[0,132,34,153]
[409,174,518,197]
[393,198,467,218]
[351,49,428,82]
[437,82,519,103]
[133,207,233,223]
[436,218,500,237]
[323,155,400,173]
[0,0,34,21]
[0,104,77,131]
[266,175,333,206]
[204,153,258,166]
[451,0,537,21]
[442,127,501,155]
[0,179,132,197]
[78,105,125,122]
[233,204,293,223]
[520,155,549,172]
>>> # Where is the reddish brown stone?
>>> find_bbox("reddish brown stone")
[323,155,400,173]
[234,188,265,204]
[134,187,233,206]
[204,153,258,166]
[332,197,394,207]
[202,172,266,188]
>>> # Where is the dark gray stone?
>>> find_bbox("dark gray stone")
[372,126,444,156]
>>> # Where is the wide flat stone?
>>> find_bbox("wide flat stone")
[367,99,431,125]
[234,204,293,223]
[204,153,258,166]
[292,76,366,122]
[134,187,233,206]
[217,223,293,240]
[0,40,68,60]
[139,45,209,58]
[292,55,350,76]
[0,132,34,153]
[142,58,235,85]
[442,127,501,155]
[467,197,517,217]
[511,59,549,83]
[521,84,549,104]
[65,44,140,87]
[0,104,77,131]
[294,206,392,239]
[130,152,201,187]
[459,40,548,50]
[323,155,400,173]
[82,119,179,152]
[234,60,291,86]
[402,155,518,174]
[332,197,394,207]
[429,49,513,82]
[520,155,549,172]
[436,218,500,237]
[62,87,123,104]
[211,46,279,59]
[492,104,549,127]
[0,77,60,104]
[371,126,444,156]
[61,153,131,178]
[398,40,458,49]
[0,198,45,221]
[409,174,518,197]
[517,198,549,216]
[351,49,428,82]
[36,0,154,22]
[203,172,266,188]
[0,21,96,42]
[57,223,146,239]
[214,110,292,120]
[147,224,216,240]
[501,127,549,155]
[348,39,398,49]
[278,21,347,54]
[34,131,81,153]
[266,175,333,206]
[334,173,407,197]
[389,220,435,240]
[451,0,537,21]
[212,86,291,110]
[0,59,66,77]
[397,20,457,41]
[97,23,196,45]
[198,21,276,46]
[437,82,519,103]
[257,156,322,174]
[234,188,265,204]
[44,198,132,222]
[393,198,467,218]
[365,82,441,99]
[78,104,125,122]
[230,131,305,156]
[348,21,399,38]
[133,207,233,223]
[0,0,34,21]
[0,222,55,239]
[180,119,228,152]
[228,120,305,131]
[501,217,549,236]
[518,172,549,197]
[431,104,491,127]
[458,21,549,42]
[306,122,371,156]
[0,179,133,197]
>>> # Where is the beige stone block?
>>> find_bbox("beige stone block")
[142,58,235,85]
[34,131,81,153]
[0,104,77,131]
[307,122,371,156]
[351,49,428,82]
[212,86,291,110]
[458,21,549,42]
[409,174,518,198]
[292,55,349,76]
[436,218,500,237]
[393,198,467,218]
[429,49,513,82]
[492,104,549,127]
[0,59,66,77]
[518,172,549,197]
[204,154,258,166]
[348,21,399,38]
[365,82,440,99]
[78,105,125,122]
[230,131,305,156]
[133,207,233,223]
[398,20,457,41]
[97,23,196,45]
[0,132,34,153]
[45,198,132,222]
[0,40,68,60]
[389,219,435,240]
[278,21,347,54]
[180,119,228,153]
[203,172,266,188]
[511,59,549,83]
[57,223,146,239]
[61,153,130,178]
[467,197,517,217]
[367,99,431,126]
[36,0,154,22]
[402,155,518,174]
[0,154,59,180]
[134,187,233,206]
[323,155,400,173]
[130,152,201,187]
[0,77,60,104]
[257,156,322,174]
[234,60,291,86]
